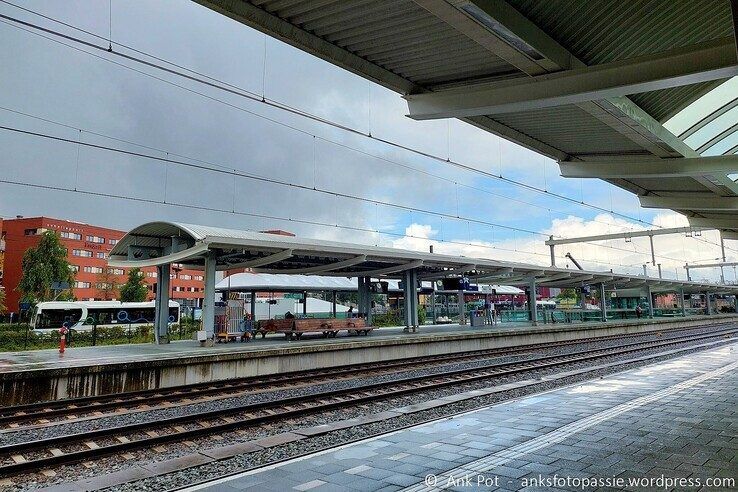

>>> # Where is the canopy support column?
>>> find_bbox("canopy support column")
[706,292,713,315]
[458,287,465,325]
[331,290,337,318]
[357,277,372,325]
[250,290,256,319]
[430,283,436,324]
[402,269,419,331]
[302,290,307,316]
[599,283,607,322]
[154,263,171,344]
[528,276,538,326]
[647,285,654,318]
[357,277,366,319]
[201,251,216,345]
[410,269,419,329]
[680,289,687,317]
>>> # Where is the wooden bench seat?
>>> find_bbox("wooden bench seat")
[257,317,373,338]
[257,319,294,338]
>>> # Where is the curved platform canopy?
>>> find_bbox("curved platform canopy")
[215,272,523,295]
[196,0,738,233]
[109,221,736,294]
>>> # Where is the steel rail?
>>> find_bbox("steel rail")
[0,327,734,476]
[0,323,727,427]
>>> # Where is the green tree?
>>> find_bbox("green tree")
[0,287,6,315]
[119,267,149,302]
[556,288,577,300]
[96,269,120,300]
[17,231,75,304]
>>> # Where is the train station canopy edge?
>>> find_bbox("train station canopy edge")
[195,1,738,233]
[108,221,737,294]
[214,272,524,295]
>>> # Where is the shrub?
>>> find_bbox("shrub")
[372,310,401,327]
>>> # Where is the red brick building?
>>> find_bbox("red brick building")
[0,217,204,314]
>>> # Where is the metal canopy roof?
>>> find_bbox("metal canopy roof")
[108,221,735,294]
[214,272,523,295]
[195,0,738,232]
[216,273,362,292]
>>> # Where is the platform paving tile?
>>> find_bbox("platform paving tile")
[198,343,738,492]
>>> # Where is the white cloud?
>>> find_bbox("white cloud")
[390,212,733,283]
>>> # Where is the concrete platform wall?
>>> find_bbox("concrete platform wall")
[2,315,736,405]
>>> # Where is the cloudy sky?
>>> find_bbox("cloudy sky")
[0,0,735,282]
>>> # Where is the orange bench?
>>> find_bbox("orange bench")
[341,317,372,336]
[258,317,373,339]
[257,319,293,338]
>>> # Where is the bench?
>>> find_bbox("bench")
[257,317,373,339]
[257,319,293,338]
[341,317,372,336]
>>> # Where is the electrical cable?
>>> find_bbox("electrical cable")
[0,120,695,265]
[0,178,645,272]
[0,5,732,262]
[0,6,699,233]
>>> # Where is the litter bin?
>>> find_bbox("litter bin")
[470,312,485,327]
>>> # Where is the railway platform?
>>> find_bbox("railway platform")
[1,314,737,406]
[189,341,738,492]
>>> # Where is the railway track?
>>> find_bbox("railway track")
[0,326,735,477]
[0,323,730,429]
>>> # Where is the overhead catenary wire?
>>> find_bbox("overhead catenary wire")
[0,119,696,266]
[1,9,734,261]
[0,178,648,272]
[0,123,547,238]
[0,5,732,263]
[0,5,699,233]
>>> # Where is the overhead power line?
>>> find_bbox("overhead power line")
[0,178,650,272]
[0,5,684,230]
[0,119,700,265]
[0,3,732,262]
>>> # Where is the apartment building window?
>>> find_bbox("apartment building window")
[108,268,124,275]
[86,235,105,243]
[60,231,82,240]
[109,239,119,245]
[96,252,106,259]
[83,266,103,274]
[74,281,91,289]
[24,228,38,236]
[73,249,93,258]
[194,275,204,281]
[146,271,158,278]
[69,265,80,273]
[180,274,192,280]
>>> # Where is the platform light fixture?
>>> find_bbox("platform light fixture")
[458,3,545,61]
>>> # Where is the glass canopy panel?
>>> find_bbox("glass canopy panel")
[665,77,738,156]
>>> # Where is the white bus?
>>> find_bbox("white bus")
[31,300,180,331]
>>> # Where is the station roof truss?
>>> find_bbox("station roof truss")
[108,222,737,294]
[195,0,738,233]
[215,272,524,295]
